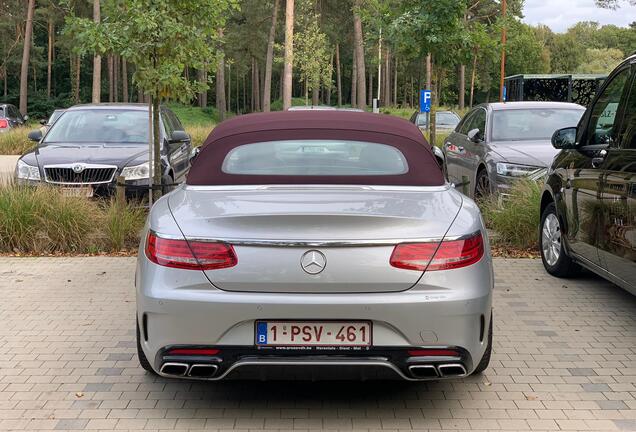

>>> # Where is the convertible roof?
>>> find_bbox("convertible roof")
[187,111,444,187]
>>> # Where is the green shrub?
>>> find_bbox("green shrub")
[0,128,35,155]
[103,200,146,251]
[481,179,542,250]
[0,184,147,254]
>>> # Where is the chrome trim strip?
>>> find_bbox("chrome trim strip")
[183,183,452,192]
[43,163,118,185]
[157,358,455,382]
[149,229,481,248]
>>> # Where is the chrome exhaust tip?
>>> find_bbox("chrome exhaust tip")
[437,363,467,377]
[188,364,219,378]
[160,362,189,377]
[408,365,439,379]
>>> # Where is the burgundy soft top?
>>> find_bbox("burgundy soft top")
[187,110,444,186]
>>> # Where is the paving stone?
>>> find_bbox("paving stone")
[1,257,636,432]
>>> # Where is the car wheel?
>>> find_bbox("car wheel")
[162,174,175,195]
[474,169,490,199]
[136,320,156,374]
[540,202,580,277]
[472,312,492,375]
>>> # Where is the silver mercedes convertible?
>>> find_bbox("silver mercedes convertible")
[135,110,493,381]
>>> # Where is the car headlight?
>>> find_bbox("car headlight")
[496,162,543,178]
[121,162,150,180]
[15,159,41,180]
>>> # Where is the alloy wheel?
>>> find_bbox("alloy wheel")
[542,213,561,266]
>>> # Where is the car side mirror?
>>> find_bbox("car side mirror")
[27,130,43,142]
[189,146,200,164]
[551,127,577,149]
[170,130,190,143]
[40,119,47,125]
[467,128,483,143]
[431,145,444,163]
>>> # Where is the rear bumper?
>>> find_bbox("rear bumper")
[136,253,493,380]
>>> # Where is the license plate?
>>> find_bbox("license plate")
[61,186,93,198]
[255,321,372,347]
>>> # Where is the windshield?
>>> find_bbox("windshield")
[44,109,149,144]
[437,112,459,125]
[492,108,584,142]
[48,110,64,125]
[222,140,409,176]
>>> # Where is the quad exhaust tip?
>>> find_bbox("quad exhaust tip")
[188,364,219,378]
[437,363,467,377]
[408,365,439,378]
[160,362,189,377]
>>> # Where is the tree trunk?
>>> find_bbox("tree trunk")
[253,60,261,111]
[152,96,162,201]
[107,55,114,102]
[19,0,35,115]
[351,48,357,106]
[282,0,294,110]
[47,19,54,99]
[425,53,431,91]
[197,68,207,107]
[113,55,119,102]
[122,58,128,102]
[227,63,231,113]
[263,0,280,112]
[384,49,390,106]
[470,51,477,108]
[216,29,226,121]
[429,56,436,148]
[352,0,366,109]
[393,56,398,106]
[326,51,333,105]
[91,0,101,103]
[335,43,342,107]
[73,55,81,104]
[458,64,465,110]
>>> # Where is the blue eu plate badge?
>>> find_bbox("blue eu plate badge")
[256,322,268,345]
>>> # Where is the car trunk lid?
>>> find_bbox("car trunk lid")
[168,185,462,293]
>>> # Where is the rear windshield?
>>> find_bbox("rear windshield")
[222,140,409,176]
[492,108,584,141]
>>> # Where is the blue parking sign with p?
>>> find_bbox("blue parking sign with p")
[420,90,431,113]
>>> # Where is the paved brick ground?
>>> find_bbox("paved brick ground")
[1,257,636,432]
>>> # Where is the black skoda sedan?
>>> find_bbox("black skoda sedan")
[15,104,192,198]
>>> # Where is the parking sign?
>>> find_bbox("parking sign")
[420,90,431,113]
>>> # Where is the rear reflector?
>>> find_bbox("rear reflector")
[145,232,237,271]
[167,348,220,356]
[390,232,484,272]
[0,119,8,129]
[408,349,459,357]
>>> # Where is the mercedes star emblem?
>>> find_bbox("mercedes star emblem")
[300,250,327,275]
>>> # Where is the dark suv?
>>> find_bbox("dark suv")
[539,53,636,294]
[15,103,192,198]
[0,103,28,132]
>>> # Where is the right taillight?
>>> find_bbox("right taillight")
[145,232,237,271]
[390,232,484,272]
[0,119,8,129]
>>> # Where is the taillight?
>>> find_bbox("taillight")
[145,232,237,270]
[390,232,484,271]
[0,119,8,128]
[408,349,459,357]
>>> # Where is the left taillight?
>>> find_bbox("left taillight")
[390,232,484,272]
[0,119,8,129]
[145,232,237,271]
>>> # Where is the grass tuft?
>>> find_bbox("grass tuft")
[0,129,36,155]
[481,179,543,250]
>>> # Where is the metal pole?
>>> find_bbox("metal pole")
[499,0,507,102]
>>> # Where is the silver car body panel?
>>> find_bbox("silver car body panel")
[137,185,493,378]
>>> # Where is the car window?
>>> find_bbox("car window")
[0,107,4,118]
[416,114,428,127]
[167,110,185,131]
[467,109,486,134]
[162,111,175,138]
[619,71,636,150]
[492,109,584,142]
[586,67,630,147]
[222,140,409,176]
[437,112,459,126]
[457,110,478,135]
[44,109,149,144]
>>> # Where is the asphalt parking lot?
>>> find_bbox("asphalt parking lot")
[1,257,636,431]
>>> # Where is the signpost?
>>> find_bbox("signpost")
[419,89,431,113]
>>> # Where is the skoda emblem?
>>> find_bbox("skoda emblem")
[72,163,85,173]
[300,250,326,275]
